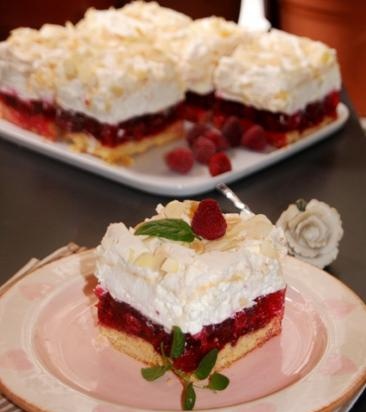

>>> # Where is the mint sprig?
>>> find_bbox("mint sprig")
[141,365,169,381]
[135,219,197,242]
[182,382,196,410]
[140,326,230,410]
[208,372,230,391]
[195,348,218,380]
[170,326,185,359]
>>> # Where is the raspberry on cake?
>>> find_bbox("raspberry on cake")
[214,29,342,147]
[0,24,185,164]
[95,200,287,375]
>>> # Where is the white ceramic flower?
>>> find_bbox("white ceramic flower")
[276,199,343,268]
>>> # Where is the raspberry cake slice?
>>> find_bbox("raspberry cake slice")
[0,23,185,165]
[214,29,342,148]
[95,200,287,374]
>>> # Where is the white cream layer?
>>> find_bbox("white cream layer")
[0,23,184,124]
[121,1,192,34]
[96,201,287,335]
[214,29,341,114]
[52,43,184,124]
[0,24,75,101]
[161,17,248,95]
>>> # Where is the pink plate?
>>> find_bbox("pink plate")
[0,250,365,412]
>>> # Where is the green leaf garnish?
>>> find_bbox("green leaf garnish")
[170,326,185,359]
[182,382,196,410]
[135,219,197,242]
[141,365,168,381]
[195,348,218,380]
[295,198,307,212]
[208,372,230,391]
[141,333,230,409]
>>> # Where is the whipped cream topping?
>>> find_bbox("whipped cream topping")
[96,200,287,334]
[214,29,341,114]
[76,7,149,40]
[0,21,184,124]
[161,17,249,94]
[121,1,192,34]
[0,24,76,101]
[49,42,184,124]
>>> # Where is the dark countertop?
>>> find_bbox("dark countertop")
[0,96,365,411]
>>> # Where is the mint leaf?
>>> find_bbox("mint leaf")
[208,372,230,391]
[135,219,197,242]
[170,326,185,359]
[141,365,168,381]
[195,348,218,380]
[295,199,307,212]
[182,382,196,410]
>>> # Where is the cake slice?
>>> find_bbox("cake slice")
[0,23,185,165]
[214,29,341,147]
[95,199,287,374]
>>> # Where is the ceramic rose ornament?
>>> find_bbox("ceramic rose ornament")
[276,199,343,269]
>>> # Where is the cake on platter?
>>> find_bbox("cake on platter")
[95,199,287,376]
[0,15,185,165]
[0,1,342,167]
[214,29,341,148]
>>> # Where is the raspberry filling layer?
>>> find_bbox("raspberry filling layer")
[182,91,216,123]
[0,92,181,147]
[182,90,340,148]
[214,91,340,147]
[97,288,286,372]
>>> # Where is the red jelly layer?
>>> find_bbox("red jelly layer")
[214,91,340,139]
[182,90,339,148]
[97,288,286,372]
[182,91,216,123]
[0,92,182,147]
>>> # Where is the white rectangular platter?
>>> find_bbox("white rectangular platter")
[0,103,349,197]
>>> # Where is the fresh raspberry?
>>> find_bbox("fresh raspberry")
[186,123,210,147]
[221,116,243,147]
[165,147,194,174]
[204,128,229,151]
[241,125,267,151]
[208,152,232,176]
[191,199,227,240]
[192,136,216,164]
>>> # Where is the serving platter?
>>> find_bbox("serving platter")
[0,104,349,196]
[0,250,365,412]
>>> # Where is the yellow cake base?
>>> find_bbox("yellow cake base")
[100,314,282,373]
[65,120,184,166]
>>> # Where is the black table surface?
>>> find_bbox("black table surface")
[0,95,365,411]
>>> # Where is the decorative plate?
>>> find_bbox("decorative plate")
[0,250,365,412]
